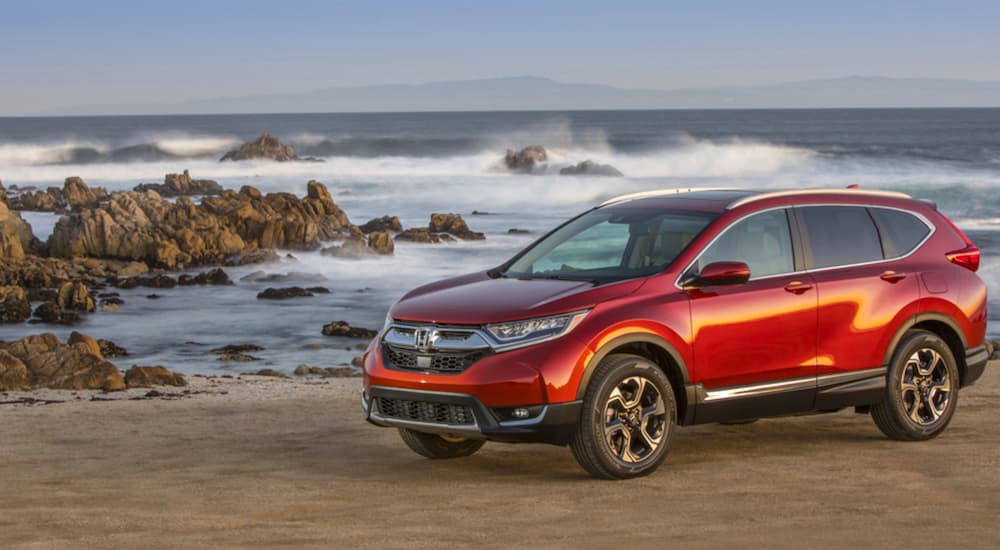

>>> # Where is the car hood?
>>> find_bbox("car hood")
[390,271,646,325]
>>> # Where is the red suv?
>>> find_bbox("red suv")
[362,188,988,479]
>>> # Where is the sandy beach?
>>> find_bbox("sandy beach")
[1,365,997,549]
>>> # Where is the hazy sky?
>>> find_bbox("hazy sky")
[2,0,998,115]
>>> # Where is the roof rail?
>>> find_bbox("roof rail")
[725,188,912,210]
[599,187,743,207]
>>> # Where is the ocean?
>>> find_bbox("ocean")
[1,108,998,373]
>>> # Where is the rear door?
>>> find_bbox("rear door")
[795,205,923,404]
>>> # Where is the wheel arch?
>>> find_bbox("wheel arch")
[884,312,969,384]
[576,333,693,424]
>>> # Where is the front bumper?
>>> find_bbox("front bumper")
[362,385,582,445]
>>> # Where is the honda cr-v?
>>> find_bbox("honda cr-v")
[361,188,988,479]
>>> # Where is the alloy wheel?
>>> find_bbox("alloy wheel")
[603,376,667,463]
[900,347,952,426]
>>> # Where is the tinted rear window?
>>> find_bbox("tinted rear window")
[798,206,883,268]
[870,208,931,258]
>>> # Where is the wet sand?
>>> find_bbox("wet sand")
[1,367,998,549]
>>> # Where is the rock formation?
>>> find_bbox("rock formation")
[559,160,624,177]
[8,177,109,212]
[134,170,223,196]
[0,285,31,323]
[0,201,38,259]
[503,145,548,173]
[47,180,354,269]
[220,133,301,162]
[396,213,484,243]
[359,216,403,234]
[321,320,378,339]
[0,332,124,391]
[123,365,187,388]
[256,287,316,300]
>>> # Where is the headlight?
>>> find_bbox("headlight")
[485,310,589,350]
[380,312,393,337]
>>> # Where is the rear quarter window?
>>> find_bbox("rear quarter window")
[869,207,931,258]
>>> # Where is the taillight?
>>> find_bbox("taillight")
[947,246,980,272]
[938,213,980,272]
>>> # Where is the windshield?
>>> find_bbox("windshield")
[503,207,716,283]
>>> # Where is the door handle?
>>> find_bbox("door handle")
[784,281,813,294]
[880,271,907,284]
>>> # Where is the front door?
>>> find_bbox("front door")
[685,208,818,421]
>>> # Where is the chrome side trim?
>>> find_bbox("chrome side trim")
[726,189,911,210]
[703,377,816,402]
[701,367,888,403]
[674,203,936,290]
[599,187,744,207]
[816,367,887,387]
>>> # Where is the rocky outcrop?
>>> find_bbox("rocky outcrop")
[124,365,187,388]
[367,231,394,254]
[359,216,403,234]
[98,339,128,358]
[178,268,234,286]
[0,286,31,323]
[8,177,109,212]
[0,332,124,391]
[240,271,328,283]
[0,201,38,260]
[31,302,81,325]
[220,133,301,162]
[47,181,354,269]
[209,344,264,356]
[203,181,354,250]
[134,170,223,197]
[256,287,315,300]
[395,228,450,244]
[321,230,395,257]
[0,256,147,291]
[503,145,548,173]
[321,320,378,339]
[396,213,484,243]
[58,281,95,312]
[0,350,29,391]
[559,160,623,177]
[429,213,485,240]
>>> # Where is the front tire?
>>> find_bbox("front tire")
[570,354,677,479]
[398,428,485,459]
[871,330,959,441]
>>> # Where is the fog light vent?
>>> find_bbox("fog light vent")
[491,405,544,422]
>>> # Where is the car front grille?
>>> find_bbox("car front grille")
[375,396,476,425]
[383,345,486,373]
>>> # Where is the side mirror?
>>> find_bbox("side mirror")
[686,261,751,287]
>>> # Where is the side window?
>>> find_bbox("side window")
[870,208,931,258]
[798,206,883,268]
[696,209,794,278]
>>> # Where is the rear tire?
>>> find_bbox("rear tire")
[570,354,677,479]
[871,330,959,441]
[398,428,485,459]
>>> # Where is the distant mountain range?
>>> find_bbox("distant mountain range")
[41,76,1000,116]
